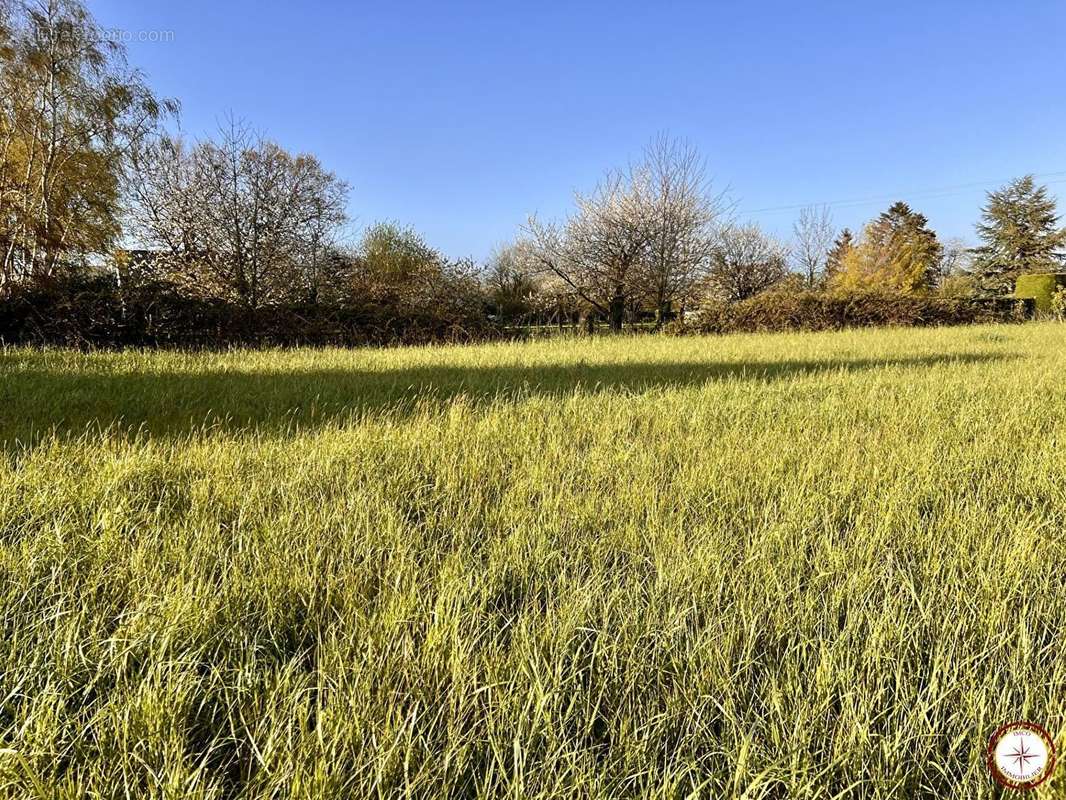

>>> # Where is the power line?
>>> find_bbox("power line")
[740,171,1066,216]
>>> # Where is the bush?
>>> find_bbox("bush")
[1013,273,1066,313]
[0,274,498,349]
[1051,287,1066,320]
[0,277,1031,350]
[677,289,1025,336]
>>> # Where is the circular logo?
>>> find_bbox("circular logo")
[987,721,1056,790]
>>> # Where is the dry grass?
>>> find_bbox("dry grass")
[1,323,1064,798]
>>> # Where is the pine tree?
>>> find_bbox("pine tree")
[973,176,1066,295]
[824,228,854,283]
[869,202,943,289]
[827,204,945,294]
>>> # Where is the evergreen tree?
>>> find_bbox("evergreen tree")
[824,228,854,283]
[973,176,1066,294]
[830,203,943,294]
[869,202,943,289]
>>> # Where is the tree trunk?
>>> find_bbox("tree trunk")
[655,300,672,328]
[609,292,625,332]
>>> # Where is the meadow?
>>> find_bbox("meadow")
[1,322,1065,799]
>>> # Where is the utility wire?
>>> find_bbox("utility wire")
[741,171,1066,215]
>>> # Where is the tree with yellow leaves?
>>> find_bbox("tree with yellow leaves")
[830,202,943,294]
[0,0,174,293]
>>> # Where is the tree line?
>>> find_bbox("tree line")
[504,169,1066,331]
[2,0,1064,347]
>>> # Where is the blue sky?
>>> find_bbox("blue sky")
[90,0,1066,262]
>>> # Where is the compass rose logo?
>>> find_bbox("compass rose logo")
[987,721,1056,790]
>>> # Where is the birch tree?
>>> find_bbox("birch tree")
[0,0,172,291]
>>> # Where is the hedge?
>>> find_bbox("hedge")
[0,277,1035,350]
[675,289,1028,336]
[1013,273,1066,312]
[0,274,498,349]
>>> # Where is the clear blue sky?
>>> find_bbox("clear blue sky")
[90,0,1066,262]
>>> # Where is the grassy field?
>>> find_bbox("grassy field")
[1,322,1065,799]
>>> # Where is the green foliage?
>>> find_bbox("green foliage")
[1,325,1064,798]
[484,243,539,323]
[973,176,1066,295]
[353,223,485,324]
[1012,272,1066,312]
[358,222,442,290]
[871,202,944,285]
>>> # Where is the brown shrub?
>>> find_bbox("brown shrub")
[679,289,1027,336]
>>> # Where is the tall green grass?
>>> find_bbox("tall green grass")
[1,323,1064,798]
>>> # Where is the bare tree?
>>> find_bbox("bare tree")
[527,135,723,331]
[637,134,724,325]
[527,168,650,331]
[792,205,835,287]
[483,239,540,324]
[938,237,972,280]
[129,120,349,307]
[707,223,789,301]
[126,135,201,281]
[291,152,350,303]
[934,237,976,296]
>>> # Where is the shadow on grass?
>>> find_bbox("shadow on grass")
[0,352,1009,448]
